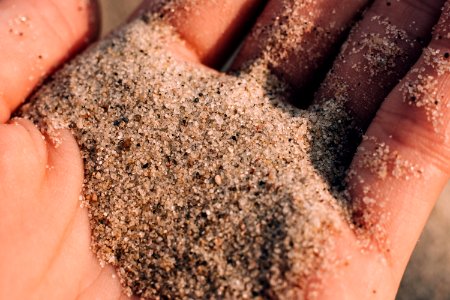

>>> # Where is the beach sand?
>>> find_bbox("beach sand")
[16,0,450,299]
[100,4,450,299]
[20,8,356,298]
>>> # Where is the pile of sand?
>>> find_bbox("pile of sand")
[19,0,445,298]
[19,12,355,298]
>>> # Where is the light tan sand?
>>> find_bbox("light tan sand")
[16,0,450,298]
[19,12,354,299]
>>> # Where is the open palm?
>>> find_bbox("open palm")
[0,0,449,299]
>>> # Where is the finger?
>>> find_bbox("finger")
[348,0,450,284]
[0,122,85,299]
[315,0,446,129]
[135,0,266,67]
[0,0,99,123]
[231,0,370,96]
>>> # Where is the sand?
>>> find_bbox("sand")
[99,0,450,297]
[16,1,445,299]
[18,11,354,299]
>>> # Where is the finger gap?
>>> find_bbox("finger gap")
[221,2,269,72]
[216,1,270,71]
[298,3,373,108]
[297,15,366,108]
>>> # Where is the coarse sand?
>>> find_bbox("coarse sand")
[19,14,352,299]
[17,1,445,299]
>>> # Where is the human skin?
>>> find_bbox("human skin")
[0,0,448,299]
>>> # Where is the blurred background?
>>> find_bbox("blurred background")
[99,1,450,299]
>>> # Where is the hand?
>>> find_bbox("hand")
[0,0,449,299]
[0,1,129,299]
